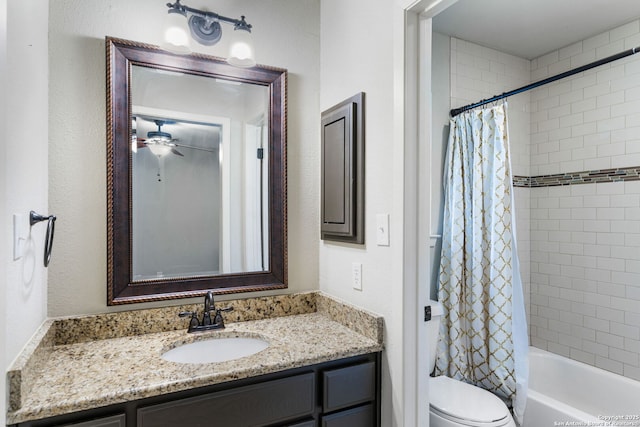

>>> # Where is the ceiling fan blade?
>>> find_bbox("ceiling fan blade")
[171,148,185,157]
[174,143,216,153]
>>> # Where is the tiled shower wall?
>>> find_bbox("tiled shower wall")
[528,20,640,380]
[446,18,640,381]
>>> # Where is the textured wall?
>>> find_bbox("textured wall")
[2,0,50,422]
[319,0,415,424]
[47,0,320,316]
[1,0,7,420]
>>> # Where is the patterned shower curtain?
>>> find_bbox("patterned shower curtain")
[435,102,528,424]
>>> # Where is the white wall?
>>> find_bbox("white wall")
[320,0,404,424]
[47,0,320,316]
[2,0,49,424]
[1,0,7,420]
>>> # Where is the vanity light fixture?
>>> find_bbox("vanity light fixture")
[164,0,256,68]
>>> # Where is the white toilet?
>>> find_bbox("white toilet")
[428,300,516,427]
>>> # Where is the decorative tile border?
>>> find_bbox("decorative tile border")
[513,166,640,188]
[513,176,530,188]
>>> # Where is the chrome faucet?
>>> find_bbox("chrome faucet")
[179,291,234,333]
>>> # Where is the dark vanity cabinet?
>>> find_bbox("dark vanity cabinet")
[137,373,316,426]
[59,416,126,427]
[12,353,381,427]
[321,361,376,426]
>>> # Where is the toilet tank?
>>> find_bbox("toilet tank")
[427,299,444,372]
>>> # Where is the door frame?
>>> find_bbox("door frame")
[397,1,458,425]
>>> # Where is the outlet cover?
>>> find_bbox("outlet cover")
[352,262,362,291]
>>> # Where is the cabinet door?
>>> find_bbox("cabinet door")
[323,362,375,413]
[320,92,365,244]
[321,404,373,427]
[61,414,125,427]
[138,373,315,427]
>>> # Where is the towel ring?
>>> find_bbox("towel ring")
[29,211,57,267]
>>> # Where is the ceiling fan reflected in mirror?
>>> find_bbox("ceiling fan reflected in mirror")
[133,118,218,157]
[136,119,184,157]
[132,117,219,182]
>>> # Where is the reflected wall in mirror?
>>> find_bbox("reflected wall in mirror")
[107,37,287,305]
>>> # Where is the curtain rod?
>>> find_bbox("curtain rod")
[450,46,640,117]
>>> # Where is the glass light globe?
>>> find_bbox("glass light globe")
[227,29,256,68]
[162,11,191,54]
[147,143,172,157]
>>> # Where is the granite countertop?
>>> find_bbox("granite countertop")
[7,292,384,425]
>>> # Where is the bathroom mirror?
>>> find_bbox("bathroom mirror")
[106,37,287,305]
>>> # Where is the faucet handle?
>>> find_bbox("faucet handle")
[212,306,233,326]
[179,311,200,331]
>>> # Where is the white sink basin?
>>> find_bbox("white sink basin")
[162,337,269,364]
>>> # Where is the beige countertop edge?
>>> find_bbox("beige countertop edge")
[7,303,384,425]
[7,319,57,415]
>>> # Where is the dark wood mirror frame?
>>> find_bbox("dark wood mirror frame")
[106,37,287,305]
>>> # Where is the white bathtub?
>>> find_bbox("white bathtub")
[523,347,640,427]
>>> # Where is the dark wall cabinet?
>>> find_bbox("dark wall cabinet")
[320,92,365,244]
[12,353,381,427]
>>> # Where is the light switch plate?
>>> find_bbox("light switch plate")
[376,213,390,246]
[13,213,28,260]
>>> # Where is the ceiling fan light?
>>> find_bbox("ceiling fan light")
[147,143,172,157]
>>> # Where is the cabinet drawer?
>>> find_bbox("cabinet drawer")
[61,414,125,427]
[321,404,373,427]
[322,362,375,413]
[138,373,314,427]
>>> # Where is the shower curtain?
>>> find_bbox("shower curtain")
[435,102,528,424]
